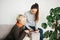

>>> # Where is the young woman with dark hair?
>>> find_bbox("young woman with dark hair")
[25,3,43,40]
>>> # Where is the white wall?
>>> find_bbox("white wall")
[0,0,60,32]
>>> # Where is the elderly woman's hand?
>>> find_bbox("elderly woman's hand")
[24,30,30,34]
[35,29,39,33]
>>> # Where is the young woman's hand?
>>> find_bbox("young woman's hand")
[35,29,39,33]
[29,29,33,32]
[24,30,30,34]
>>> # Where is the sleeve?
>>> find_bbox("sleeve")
[14,27,20,40]
[24,12,31,29]
[25,23,31,29]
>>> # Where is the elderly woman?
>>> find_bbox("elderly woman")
[4,14,29,40]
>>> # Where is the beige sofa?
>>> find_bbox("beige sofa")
[0,25,41,40]
[0,25,14,40]
[0,25,49,40]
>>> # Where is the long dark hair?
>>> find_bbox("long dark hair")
[31,3,39,22]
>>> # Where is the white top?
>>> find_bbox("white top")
[24,11,39,29]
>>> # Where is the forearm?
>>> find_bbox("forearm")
[25,23,31,29]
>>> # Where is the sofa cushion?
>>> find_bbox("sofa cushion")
[0,25,14,40]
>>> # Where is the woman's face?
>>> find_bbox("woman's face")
[18,16,26,25]
[31,8,37,14]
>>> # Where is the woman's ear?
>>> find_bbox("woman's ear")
[17,20,19,23]
[17,20,21,23]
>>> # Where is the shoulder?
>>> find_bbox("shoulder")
[11,24,18,31]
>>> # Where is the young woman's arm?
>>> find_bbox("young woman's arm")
[24,12,31,29]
